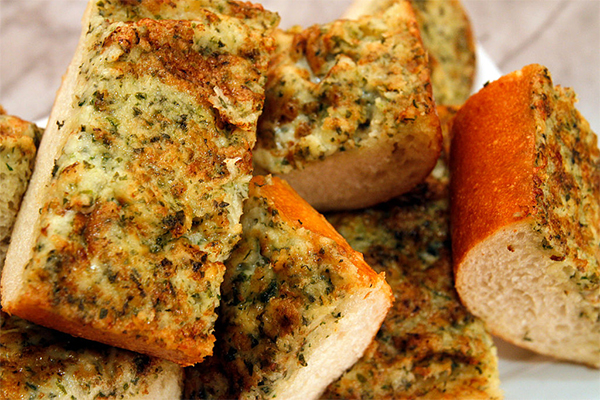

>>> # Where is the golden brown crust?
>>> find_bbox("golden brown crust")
[5,299,207,366]
[450,65,539,269]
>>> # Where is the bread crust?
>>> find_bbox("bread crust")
[450,65,538,268]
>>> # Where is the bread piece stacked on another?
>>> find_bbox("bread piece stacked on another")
[0,108,183,399]
[344,0,477,105]
[184,175,393,400]
[321,108,501,399]
[1,0,278,366]
[451,64,600,367]
[255,0,441,211]
[0,109,42,269]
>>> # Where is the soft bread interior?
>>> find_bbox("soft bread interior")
[270,280,391,400]
[281,132,440,212]
[456,221,600,367]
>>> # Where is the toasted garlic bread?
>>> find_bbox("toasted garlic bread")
[343,0,476,105]
[184,175,393,400]
[1,0,278,366]
[0,110,42,269]
[0,109,183,399]
[254,0,441,211]
[450,64,600,367]
[322,181,501,399]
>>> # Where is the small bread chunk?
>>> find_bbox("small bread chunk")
[343,0,477,105]
[450,64,600,367]
[0,311,183,399]
[0,0,278,366]
[322,181,502,399]
[184,175,393,400]
[254,0,441,211]
[0,111,42,269]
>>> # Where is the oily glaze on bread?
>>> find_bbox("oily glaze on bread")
[254,0,441,211]
[0,0,278,366]
[450,64,600,367]
[184,175,393,400]
[344,0,476,105]
[322,179,501,399]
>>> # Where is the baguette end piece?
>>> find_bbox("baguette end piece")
[451,64,600,368]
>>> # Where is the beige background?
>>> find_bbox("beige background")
[0,0,598,133]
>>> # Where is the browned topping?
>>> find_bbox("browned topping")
[0,310,180,399]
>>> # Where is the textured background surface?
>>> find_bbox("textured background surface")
[0,0,598,133]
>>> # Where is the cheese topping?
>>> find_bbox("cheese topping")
[0,114,41,267]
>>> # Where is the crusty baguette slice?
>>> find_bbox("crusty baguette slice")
[1,0,278,366]
[343,0,476,105]
[184,175,393,400]
[0,110,183,399]
[0,110,42,269]
[321,108,501,400]
[450,64,600,368]
[254,0,441,211]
